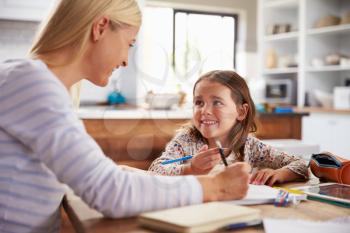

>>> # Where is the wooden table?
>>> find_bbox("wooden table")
[61,181,350,233]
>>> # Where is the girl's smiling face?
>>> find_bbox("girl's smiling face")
[193,79,246,146]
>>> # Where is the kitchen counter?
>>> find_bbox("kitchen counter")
[78,106,310,120]
[79,107,309,169]
[294,107,350,114]
[78,106,192,119]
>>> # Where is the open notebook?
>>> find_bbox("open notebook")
[227,184,307,205]
[138,202,260,233]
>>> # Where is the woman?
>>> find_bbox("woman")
[0,1,250,233]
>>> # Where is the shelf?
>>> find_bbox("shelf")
[264,31,299,41]
[306,65,350,72]
[265,0,298,9]
[263,67,298,75]
[294,107,350,115]
[307,24,350,36]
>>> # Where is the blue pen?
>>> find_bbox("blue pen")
[161,155,193,165]
[222,219,262,231]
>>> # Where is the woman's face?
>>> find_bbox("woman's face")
[85,24,139,86]
[193,80,244,145]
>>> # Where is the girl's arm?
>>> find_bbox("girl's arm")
[148,136,222,176]
[148,139,187,176]
[246,136,309,184]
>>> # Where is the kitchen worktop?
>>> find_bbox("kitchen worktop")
[78,106,310,120]
[78,106,192,119]
[80,106,309,169]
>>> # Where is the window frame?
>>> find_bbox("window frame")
[172,9,239,69]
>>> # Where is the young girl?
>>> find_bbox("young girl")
[149,70,309,186]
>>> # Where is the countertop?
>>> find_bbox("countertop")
[78,106,311,120]
[78,106,193,119]
[293,107,350,115]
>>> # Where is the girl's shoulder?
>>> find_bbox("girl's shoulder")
[171,126,206,155]
[173,126,199,143]
[245,134,267,148]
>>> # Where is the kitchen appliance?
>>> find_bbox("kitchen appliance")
[265,78,294,104]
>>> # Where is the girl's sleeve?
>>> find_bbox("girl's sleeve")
[0,72,203,218]
[245,136,309,178]
[148,138,187,176]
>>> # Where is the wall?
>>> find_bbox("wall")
[140,0,262,104]
[82,0,260,105]
[0,20,38,62]
[0,0,262,105]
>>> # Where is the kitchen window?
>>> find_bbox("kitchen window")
[136,6,238,101]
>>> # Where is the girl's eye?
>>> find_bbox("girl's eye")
[194,100,203,106]
[129,43,135,48]
[213,100,223,106]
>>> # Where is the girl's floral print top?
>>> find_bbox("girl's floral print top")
[148,128,309,178]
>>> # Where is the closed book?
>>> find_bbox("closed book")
[138,202,261,233]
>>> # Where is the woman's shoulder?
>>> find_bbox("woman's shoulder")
[0,59,71,108]
[1,59,66,92]
[1,59,44,74]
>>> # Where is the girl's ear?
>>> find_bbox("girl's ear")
[91,16,110,42]
[237,103,249,121]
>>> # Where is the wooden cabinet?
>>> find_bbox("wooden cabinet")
[83,113,306,169]
[254,113,306,139]
[83,119,188,170]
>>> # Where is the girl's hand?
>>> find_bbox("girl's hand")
[249,168,297,186]
[183,145,222,175]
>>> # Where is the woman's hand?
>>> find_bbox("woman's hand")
[183,145,222,175]
[197,162,251,201]
[249,167,301,186]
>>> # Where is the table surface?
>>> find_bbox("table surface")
[62,181,350,233]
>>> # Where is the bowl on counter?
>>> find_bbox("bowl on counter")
[314,89,333,108]
[145,92,180,110]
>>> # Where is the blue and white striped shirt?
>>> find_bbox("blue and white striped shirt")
[0,59,202,233]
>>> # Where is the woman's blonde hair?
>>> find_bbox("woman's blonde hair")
[29,0,141,66]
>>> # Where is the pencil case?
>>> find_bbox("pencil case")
[309,152,350,185]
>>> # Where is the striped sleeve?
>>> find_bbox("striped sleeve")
[0,61,203,218]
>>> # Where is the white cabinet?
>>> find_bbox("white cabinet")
[258,0,350,108]
[0,0,55,21]
[302,113,350,159]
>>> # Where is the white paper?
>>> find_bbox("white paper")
[263,218,350,233]
[226,184,306,205]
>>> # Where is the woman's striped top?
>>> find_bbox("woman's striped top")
[0,59,202,233]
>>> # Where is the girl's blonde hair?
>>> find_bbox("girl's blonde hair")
[29,0,141,66]
[188,70,257,161]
